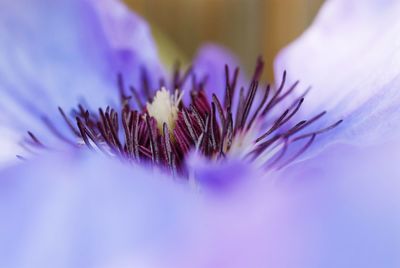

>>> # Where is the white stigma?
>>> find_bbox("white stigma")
[146,87,183,131]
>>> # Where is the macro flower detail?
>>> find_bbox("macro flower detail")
[24,59,342,176]
[0,0,400,267]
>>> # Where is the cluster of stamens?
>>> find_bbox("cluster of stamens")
[25,59,342,177]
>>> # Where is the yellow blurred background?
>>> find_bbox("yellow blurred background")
[125,0,324,79]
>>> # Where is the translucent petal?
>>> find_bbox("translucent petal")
[269,140,400,268]
[1,142,399,267]
[191,44,245,102]
[275,0,400,146]
[0,152,198,267]
[0,0,163,144]
[0,151,275,267]
[89,0,164,90]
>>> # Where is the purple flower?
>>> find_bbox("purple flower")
[0,0,399,267]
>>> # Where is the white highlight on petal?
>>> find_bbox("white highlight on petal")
[275,0,400,146]
[228,123,259,159]
[0,126,23,167]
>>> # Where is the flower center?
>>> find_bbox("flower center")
[146,88,182,132]
[25,59,342,177]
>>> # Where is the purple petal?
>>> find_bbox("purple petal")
[188,141,400,267]
[0,142,399,267]
[0,152,199,267]
[89,0,164,89]
[0,0,163,143]
[186,152,260,193]
[275,0,400,147]
[270,140,400,267]
[190,44,245,102]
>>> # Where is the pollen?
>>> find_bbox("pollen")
[146,88,182,131]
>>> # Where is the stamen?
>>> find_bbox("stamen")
[27,131,45,148]
[24,59,342,177]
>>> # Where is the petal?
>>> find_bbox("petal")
[0,152,200,267]
[186,152,261,193]
[89,0,164,89]
[267,140,400,268]
[1,143,399,267]
[275,0,400,146]
[190,43,245,102]
[0,0,163,144]
[187,141,400,267]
